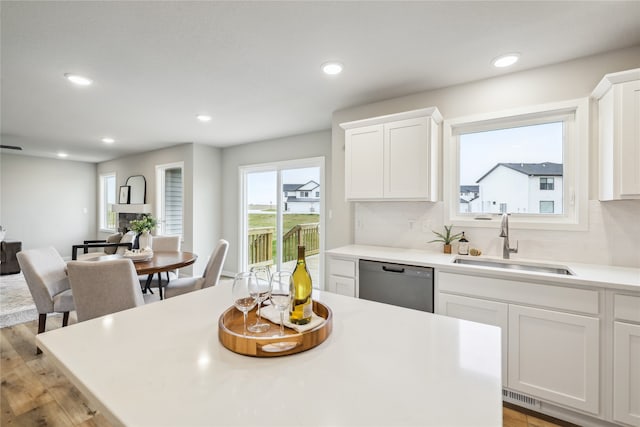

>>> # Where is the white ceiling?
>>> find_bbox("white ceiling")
[2,1,640,163]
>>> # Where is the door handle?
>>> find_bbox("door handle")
[382,265,405,273]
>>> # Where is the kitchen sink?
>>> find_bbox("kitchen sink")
[452,258,574,275]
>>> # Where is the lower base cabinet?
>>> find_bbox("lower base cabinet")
[508,304,600,414]
[613,321,640,425]
[328,275,356,297]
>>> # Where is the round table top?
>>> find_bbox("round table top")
[89,251,198,275]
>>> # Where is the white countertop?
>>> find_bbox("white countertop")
[326,245,640,292]
[37,282,502,427]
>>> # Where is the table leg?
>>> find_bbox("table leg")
[158,272,164,300]
[144,275,154,294]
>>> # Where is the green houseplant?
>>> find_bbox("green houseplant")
[129,214,157,249]
[129,214,157,234]
[428,225,462,254]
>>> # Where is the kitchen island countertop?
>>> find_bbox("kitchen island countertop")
[37,281,502,427]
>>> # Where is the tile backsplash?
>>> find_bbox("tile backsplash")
[354,200,640,268]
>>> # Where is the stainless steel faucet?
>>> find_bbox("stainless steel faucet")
[499,213,518,259]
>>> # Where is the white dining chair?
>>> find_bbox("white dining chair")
[139,235,181,296]
[67,259,145,322]
[164,239,229,299]
[16,247,75,354]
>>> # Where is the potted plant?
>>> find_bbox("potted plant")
[428,225,462,254]
[129,214,157,249]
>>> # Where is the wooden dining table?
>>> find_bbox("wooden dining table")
[89,251,197,300]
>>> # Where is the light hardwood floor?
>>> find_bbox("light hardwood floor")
[1,316,572,427]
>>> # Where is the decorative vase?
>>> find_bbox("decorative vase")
[138,231,152,250]
[443,244,452,254]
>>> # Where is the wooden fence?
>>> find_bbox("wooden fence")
[248,223,320,267]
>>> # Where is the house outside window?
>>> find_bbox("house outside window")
[99,173,116,231]
[540,201,554,213]
[282,180,320,213]
[156,162,183,236]
[540,177,555,190]
[444,98,589,230]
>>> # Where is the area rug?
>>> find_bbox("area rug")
[0,273,38,328]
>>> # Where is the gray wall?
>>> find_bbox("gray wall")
[192,144,223,274]
[97,143,223,275]
[0,153,96,258]
[221,130,331,274]
[329,46,640,267]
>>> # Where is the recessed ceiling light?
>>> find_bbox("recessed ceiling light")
[492,53,520,68]
[101,137,115,144]
[321,61,343,75]
[57,152,69,158]
[64,73,93,86]
[196,114,212,122]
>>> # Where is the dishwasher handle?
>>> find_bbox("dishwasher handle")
[381,265,405,273]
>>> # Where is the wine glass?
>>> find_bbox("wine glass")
[232,272,257,336]
[269,271,293,338]
[247,266,272,333]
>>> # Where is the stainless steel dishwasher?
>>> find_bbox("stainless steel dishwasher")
[358,260,434,312]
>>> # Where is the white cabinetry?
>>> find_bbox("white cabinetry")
[612,294,640,426]
[436,271,600,415]
[326,255,356,297]
[341,107,442,201]
[591,68,640,200]
[508,305,599,414]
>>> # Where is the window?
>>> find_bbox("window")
[301,191,309,197]
[315,191,320,197]
[156,162,183,236]
[99,173,116,231]
[443,98,588,230]
[540,177,554,190]
[540,201,554,213]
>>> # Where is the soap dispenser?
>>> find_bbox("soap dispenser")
[458,232,469,255]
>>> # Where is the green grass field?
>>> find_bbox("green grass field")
[248,213,319,230]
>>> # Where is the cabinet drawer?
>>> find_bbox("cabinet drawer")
[329,258,356,278]
[438,272,599,315]
[614,294,640,323]
[329,275,356,297]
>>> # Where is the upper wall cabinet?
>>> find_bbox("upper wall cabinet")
[591,68,640,201]
[340,107,442,201]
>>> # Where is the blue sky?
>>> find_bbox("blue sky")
[459,121,563,185]
[248,167,319,205]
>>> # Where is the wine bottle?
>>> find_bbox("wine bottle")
[289,245,312,325]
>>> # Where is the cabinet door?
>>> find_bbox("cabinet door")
[508,305,599,414]
[328,275,355,297]
[383,117,429,199]
[613,321,640,425]
[619,80,640,197]
[438,293,508,386]
[345,124,383,199]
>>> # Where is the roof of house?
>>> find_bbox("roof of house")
[460,185,479,193]
[476,162,563,183]
[283,180,319,192]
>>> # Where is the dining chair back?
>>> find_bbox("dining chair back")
[201,239,229,289]
[67,259,144,322]
[163,239,229,299]
[16,246,75,353]
[139,235,182,296]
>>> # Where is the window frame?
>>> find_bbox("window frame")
[99,172,117,232]
[443,98,589,231]
[155,161,184,237]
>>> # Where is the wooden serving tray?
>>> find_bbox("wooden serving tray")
[218,300,332,357]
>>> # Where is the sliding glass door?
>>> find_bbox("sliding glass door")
[241,157,324,288]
